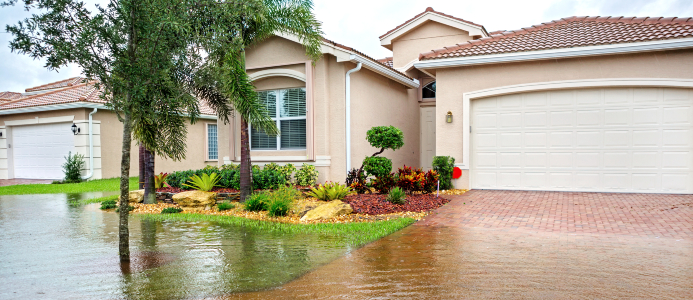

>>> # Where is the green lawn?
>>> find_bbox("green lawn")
[0,177,139,195]
[140,213,416,248]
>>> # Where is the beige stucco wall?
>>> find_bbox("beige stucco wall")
[96,110,214,179]
[392,21,472,68]
[433,49,693,188]
[253,76,305,91]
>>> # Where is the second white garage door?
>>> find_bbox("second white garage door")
[12,123,74,179]
[471,87,693,193]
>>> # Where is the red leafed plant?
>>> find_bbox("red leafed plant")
[371,173,396,194]
[423,170,439,194]
[394,166,439,194]
[154,172,170,189]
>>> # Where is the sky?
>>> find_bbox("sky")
[1,0,692,92]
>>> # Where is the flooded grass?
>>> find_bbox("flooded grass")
[0,177,139,195]
[140,213,416,248]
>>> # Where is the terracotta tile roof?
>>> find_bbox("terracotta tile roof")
[24,77,84,93]
[380,7,486,39]
[0,91,23,101]
[322,38,414,80]
[420,16,693,60]
[377,57,394,68]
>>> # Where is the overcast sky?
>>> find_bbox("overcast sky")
[1,0,692,92]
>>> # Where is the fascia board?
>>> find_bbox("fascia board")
[380,12,486,47]
[0,102,218,120]
[415,37,693,70]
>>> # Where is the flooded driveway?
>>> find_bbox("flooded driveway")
[0,194,352,299]
[233,191,693,299]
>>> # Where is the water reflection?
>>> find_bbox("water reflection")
[0,194,350,300]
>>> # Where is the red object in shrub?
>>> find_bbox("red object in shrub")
[452,167,462,179]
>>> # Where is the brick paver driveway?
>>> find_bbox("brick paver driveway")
[421,190,693,239]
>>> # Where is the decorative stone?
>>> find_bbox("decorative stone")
[172,190,217,211]
[128,190,144,203]
[300,200,353,222]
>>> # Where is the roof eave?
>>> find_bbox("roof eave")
[0,102,218,119]
[415,37,693,70]
[379,11,488,49]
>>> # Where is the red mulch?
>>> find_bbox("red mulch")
[156,187,240,193]
[342,193,450,215]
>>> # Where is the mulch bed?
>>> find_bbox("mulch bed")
[342,193,450,215]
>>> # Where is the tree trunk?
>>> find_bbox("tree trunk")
[119,112,133,263]
[143,147,156,204]
[239,117,252,202]
[138,145,145,189]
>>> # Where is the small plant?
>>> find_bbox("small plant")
[217,202,234,211]
[100,199,117,210]
[62,151,85,183]
[295,163,319,186]
[386,187,407,205]
[244,193,269,211]
[154,173,169,189]
[161,207,183,214]
[183,173,221,191]
[432,156,455,190]
[266,186,299,217]
[371,173,396,194]
[346,168,368,194]
[306,182,353,201]
[116,205,135,213]
[362,156,392,179]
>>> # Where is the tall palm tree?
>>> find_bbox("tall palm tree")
[193,0,322,201]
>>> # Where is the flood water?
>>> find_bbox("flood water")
[0,194,351,299]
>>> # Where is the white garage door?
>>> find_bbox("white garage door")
[471,87,693,193]
[12,123,74,179]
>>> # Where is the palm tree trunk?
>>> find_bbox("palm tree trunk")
[143,147,156,204]
[119,111,133,263]
[240,117,252,202]
[138,145,145,189]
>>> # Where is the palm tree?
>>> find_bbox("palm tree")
[193,0,322,201]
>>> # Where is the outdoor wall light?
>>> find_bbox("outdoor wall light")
[446,111,453,123]
[71,123,80,135]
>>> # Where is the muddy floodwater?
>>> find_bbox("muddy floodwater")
[2,193,693,299]
[0,194,351,299]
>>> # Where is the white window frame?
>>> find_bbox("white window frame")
[205,123,218,161]
[250,88,307,151]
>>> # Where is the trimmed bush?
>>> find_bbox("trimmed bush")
[366,126,404,151]
[217,202,234,211]
[161,207,183,214]
[432,156,455,190]
[281,163,296,183]
[362,156,392,179]
[253,167,287,190]
[295,163,319,186]
[386,187,406,205]
[62,152,85,183]
[244,193,269,211]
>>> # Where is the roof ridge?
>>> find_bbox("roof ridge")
[419,15,693,60]
[379,7,486,39]
[24,77,84,93]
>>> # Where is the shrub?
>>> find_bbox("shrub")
[386,187,407,205]
[62,151,85,183]
[371,173,396,194]
[423,170,440,194]
[266,186,299,217]
[366,126,404,151]
[244,193,269,211]
[295,163,319,186]
[203,165,220,171]
[183,173,221,191]
[253,167,287,190]
[362,156,392,179]
[394,166,439,194]
[306,182,352,201]
[219,169,240,190]
[221,163,239,171]
[281,163,296,183]
[346,168,368,194]
[264,162,281,172]
[217,202,234,211]
[100,199,117,210]
[432,156,455,190]
[154,173,169,189]
[161,207,183,214]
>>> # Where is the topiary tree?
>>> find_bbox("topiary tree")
[351,126,404,193]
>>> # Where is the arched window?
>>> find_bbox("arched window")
[422,81,436,99]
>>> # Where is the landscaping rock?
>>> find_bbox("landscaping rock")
[300,200,353,222]
[128,190,145,203]
[172,190,217,211]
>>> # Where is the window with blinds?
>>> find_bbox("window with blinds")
[251,88,307,150]
[207,124,218,160]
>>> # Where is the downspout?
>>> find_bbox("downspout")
[345,62,362,173]
[82,108,97,180]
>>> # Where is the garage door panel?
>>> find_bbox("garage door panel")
[471,87,693,193]
[12,123,73,179]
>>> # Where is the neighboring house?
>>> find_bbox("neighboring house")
[0,77,218,180]
[4,7,693,195]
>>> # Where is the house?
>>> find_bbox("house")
[3,7,693,195]
[0,78,218,180]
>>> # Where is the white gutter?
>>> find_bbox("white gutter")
[414,37,693,69]
[82,108,97,180]
[346,54,419,89]
[345,62,362,173]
